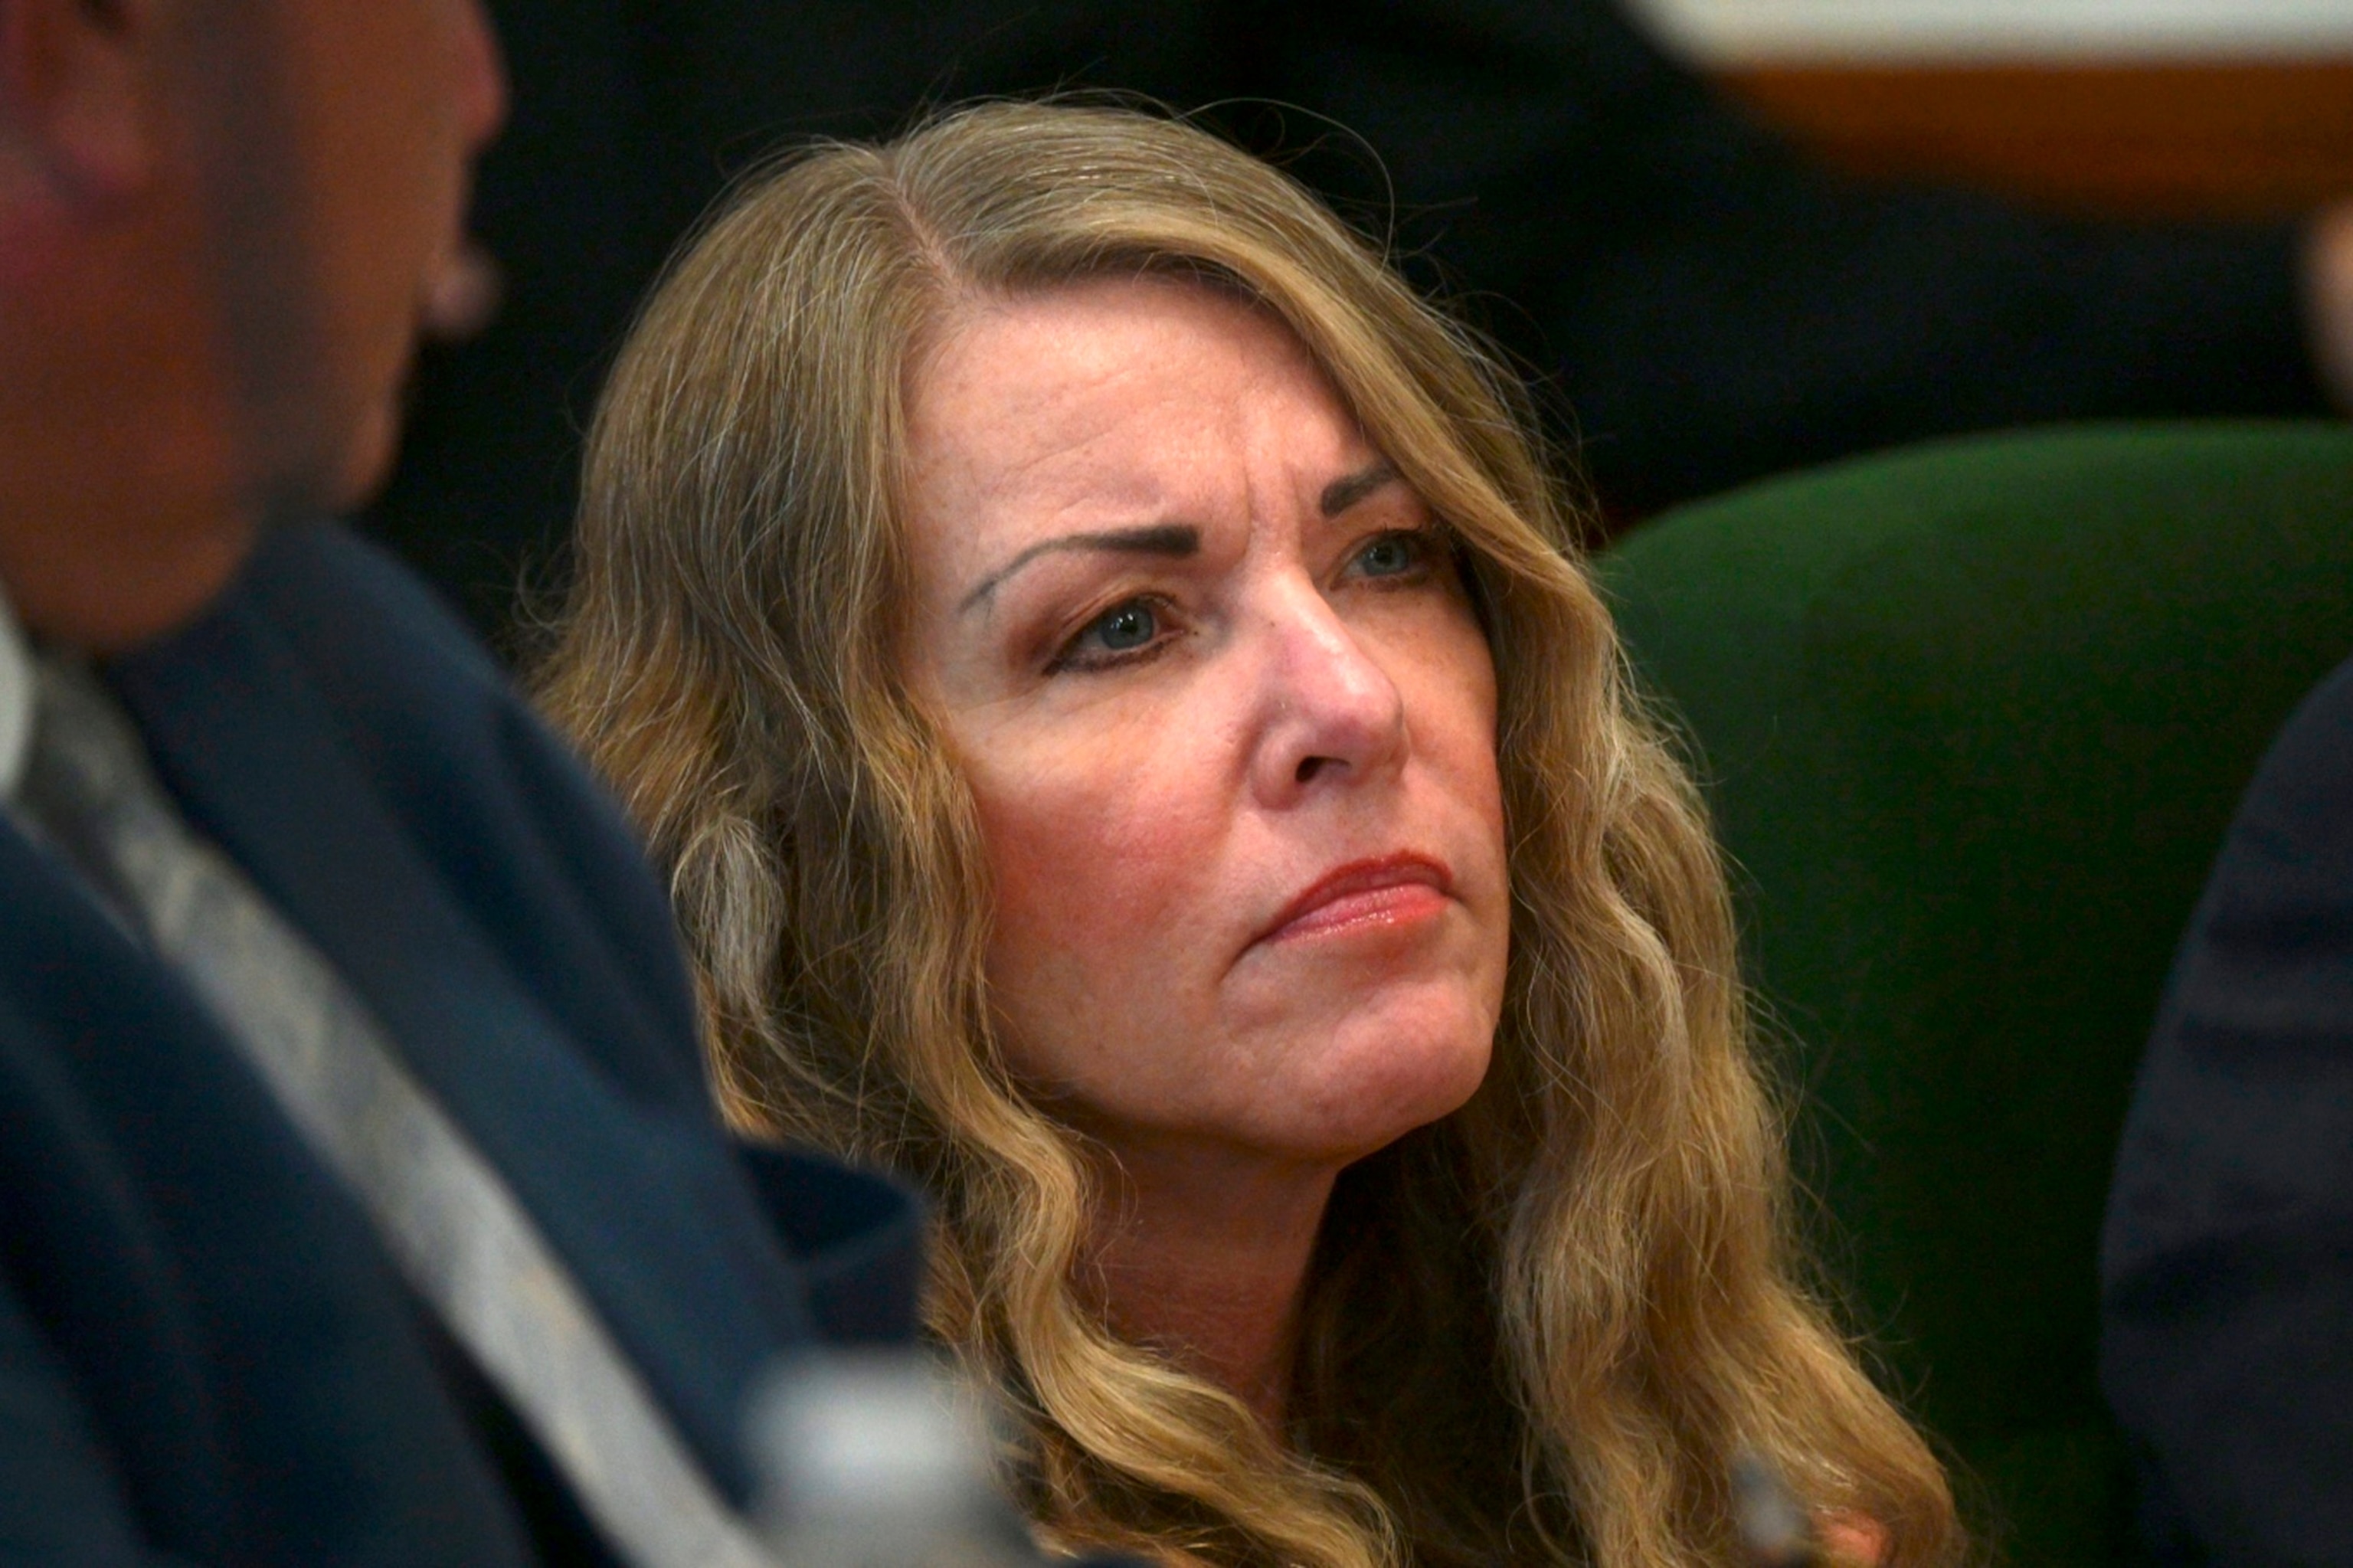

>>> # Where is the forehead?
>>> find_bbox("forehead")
[902,277,1373,568]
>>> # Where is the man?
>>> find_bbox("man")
[0,2,928,1560]
[2103,650,2353,1566]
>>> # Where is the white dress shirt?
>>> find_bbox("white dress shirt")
[0,578,29,804]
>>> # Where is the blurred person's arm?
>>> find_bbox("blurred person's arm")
[0,1262,182,1563]
[2103,653,2353,1567]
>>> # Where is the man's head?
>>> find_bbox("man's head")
[0,0,505,647]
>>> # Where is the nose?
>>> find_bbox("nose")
[1246,582,1409,806]
[454,0,510,154]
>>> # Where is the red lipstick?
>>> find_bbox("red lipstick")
[1258,853,1451,945]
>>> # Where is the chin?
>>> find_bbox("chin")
[1284,986,1498,1164]
[322,402,404,512]
[241,378,407,521]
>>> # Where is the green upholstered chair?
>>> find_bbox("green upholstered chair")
[1598,422,2353,1565]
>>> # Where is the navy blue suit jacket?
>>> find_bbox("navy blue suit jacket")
[0,525,921,1563]
[2103,650,2353,1566]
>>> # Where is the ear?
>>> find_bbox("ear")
[0,0,158,201]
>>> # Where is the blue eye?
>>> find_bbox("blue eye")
[1049,597,1169,673]
[1088,601,1158,651]
[1353,532,1427,578]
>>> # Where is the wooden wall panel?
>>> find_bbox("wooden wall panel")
[1717,61,2353,219]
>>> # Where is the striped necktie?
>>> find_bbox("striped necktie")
[15,653,779,1568]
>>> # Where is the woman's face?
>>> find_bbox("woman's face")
[902,277,1509,1174]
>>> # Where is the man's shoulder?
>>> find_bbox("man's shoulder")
[2106,647,2353,1267]
[2227,648,2353,866]
[107,521,712,1102]
[234,522,522,731]
[108,523,531,810]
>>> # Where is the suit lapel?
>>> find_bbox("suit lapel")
[0,817,537,1565]
[104,538,817,1504]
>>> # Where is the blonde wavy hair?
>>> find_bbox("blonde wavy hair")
[535,101,1962,1568]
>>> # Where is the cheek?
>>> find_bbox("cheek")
[966,736,1230,1049]
[1400,610,1510,983]
[1402,609,1505,835]
[983,781,1195,943]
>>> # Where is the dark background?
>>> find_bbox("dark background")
[367,0,2328,639]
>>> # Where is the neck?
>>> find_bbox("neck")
[0,477,257,651]
[1082,1144,1340,1429]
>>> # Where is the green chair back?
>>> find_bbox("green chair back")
[1599,422,2353,1563]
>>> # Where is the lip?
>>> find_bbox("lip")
[421,236,503,345]
[1255,853,1454,946]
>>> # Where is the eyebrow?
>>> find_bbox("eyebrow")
[1320,461,1400,518]
[958,523,1202,613]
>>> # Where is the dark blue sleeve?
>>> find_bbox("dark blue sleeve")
[0,1272,183,1567]
[2102,653,2353,1567]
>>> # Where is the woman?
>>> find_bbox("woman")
[536,103,1961,1567]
